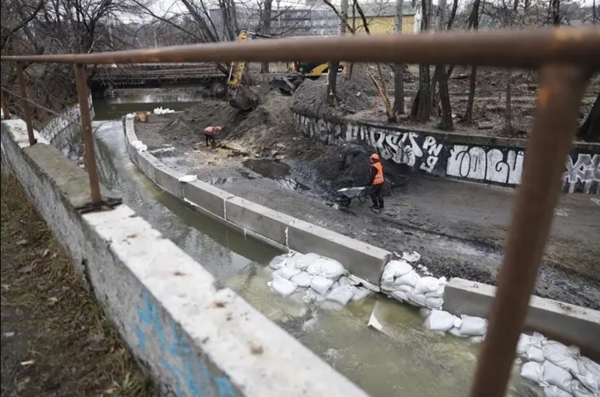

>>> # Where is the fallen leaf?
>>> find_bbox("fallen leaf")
[20,360,35,366]
[47,297,59,306]
[16,239,28,246]
[41,249,50,258]
[18,261,38,274]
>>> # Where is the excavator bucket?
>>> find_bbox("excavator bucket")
[228,86,259,112]
[269,76,304,96]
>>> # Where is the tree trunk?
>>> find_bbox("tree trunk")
[438,66,453,130]
[413,0,432,122]
[328,0,348,107]
[393,0,405,115]
[504,69,513,133]
[261,0,273,73]
[578,92,600,142]
[463,0,480,124]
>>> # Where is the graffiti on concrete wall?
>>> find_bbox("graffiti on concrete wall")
[135,288,237,397]
[294,113,600,194]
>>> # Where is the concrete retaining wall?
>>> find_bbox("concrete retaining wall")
[123,117,391,284]
[292,111,600,194]
[1,117,371,397]
[39,94,94,147]
[444,278,600,353]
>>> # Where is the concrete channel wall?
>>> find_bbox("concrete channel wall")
[39,93,94,146]
[125,116,600,351]
[292,111,600,194]
[1,117,372,397]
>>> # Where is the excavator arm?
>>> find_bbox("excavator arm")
[227,30,259,111]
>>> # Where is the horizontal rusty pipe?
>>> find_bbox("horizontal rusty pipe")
[1,28,599,70]
[469,65,588,397]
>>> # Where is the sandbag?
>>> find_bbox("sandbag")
[571,381,596,397]
[351,287,372,302]
[517,333,532,355]
[338,275,359,287]
[521,361,543,384]
[544,386,574,397]
[394,284,414,294]
[572,371,598,396]
[407,292,427,307]
[269,278,297,297]
[402,251,421,262]
[425,310,456,332]
[448,327,469,338]
[425,297,444,309]
[577,357,600,390]
[310,276,334,295]
[271,270,282,279]
[290,272,313,288]
[280,265,301,280]
[269,255,288,270]
[326,285,356,306]
[293,252,321,271]
[285,253,305,269]
[543,341,580,374]
[390,290,408,303]
[307,257,346,280]
[526,346,546,363]
[395,270,420,287]
[414,276,441,295]
[543,360,574,393]
[383,260,413,279]
[425,285,445,299]
[531,332,548,348]
[459,315,487,336]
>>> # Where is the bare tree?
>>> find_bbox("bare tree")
[578,92,600,142]
[261,0,273,72]
[463,0,481,124]
[325,0,348,107]
[435,0,453,130]
[393,0,404,115]
[412,0,432,122]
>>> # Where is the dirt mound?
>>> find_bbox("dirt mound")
[292,63,400,117]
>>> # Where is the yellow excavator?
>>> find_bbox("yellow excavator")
[227,30,260,111]
[270,61,347,95]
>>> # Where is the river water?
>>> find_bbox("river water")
[73,92,540,397]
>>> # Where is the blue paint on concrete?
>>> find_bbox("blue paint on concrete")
[135,288,238,397]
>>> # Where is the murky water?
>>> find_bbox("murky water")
[64,90,540,397]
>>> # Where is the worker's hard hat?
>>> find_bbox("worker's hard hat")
[370,153,380,161]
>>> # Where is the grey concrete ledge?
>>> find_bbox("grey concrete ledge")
[2,116,372,397]
[444,278,600,353]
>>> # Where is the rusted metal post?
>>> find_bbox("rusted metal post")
[16,63,36,145]
[468,65,588,397]
[74,63,101,206]
[1,89,10,119]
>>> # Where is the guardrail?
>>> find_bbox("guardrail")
[2,27,599,397]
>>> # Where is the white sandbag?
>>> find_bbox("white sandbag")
[470,336,484,344]
[526,346,546,363]
[270,278,297,296]
[425,310,456,332]
[517,333,533,355]
[572,371,598,395]
[459,315,487,336]
[338,275,359,286]
[395,270,420,287]
[390,290,408,302]
[402,251,421,262]
[383,260,414,279]
[454,317,463,329]
[351,287,372,302]
[306,257,345,280]
[414,277,441,295]
[178,175,197,183]
[448,327,469,338]
[310,276,334,295]
[393,284,414,294]
[571,380,596,397]
[425,285,445,299]
[531,332,548,349]
[425,296,444,309]
[407,292,427,307]
[543,341,580,374]
[543,361,574,393]
[290,271,313,288]
[326,285,356,306]
[544,386,574,397]
[521,361,543,384]
[269,254,288,270]
[577,357,600,390]
[271,269,282,279]
[293,252,321,271]
[280,265,301,280]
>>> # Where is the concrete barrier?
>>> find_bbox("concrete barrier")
[2,116,371,397]
[444,278,600,350]
[154,165,184,198]
[184,180,233,218]
[287,219,390,284]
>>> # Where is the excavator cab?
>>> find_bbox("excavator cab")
[270,61,347,95]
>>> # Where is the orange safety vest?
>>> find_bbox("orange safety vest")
[371,162,384,185]
[204,126,221,134]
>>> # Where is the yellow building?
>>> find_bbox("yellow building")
[349,3,417,35]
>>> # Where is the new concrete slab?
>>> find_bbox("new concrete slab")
[154,165,184,198]
[444,278,600,350]
[287,219,391,284]
[183,180,233,219]
[224,197,296,246]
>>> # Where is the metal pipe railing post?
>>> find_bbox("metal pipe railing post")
[468,65,588,397]
[1,89,10,119]
[74,63,102,206]
[16,63,36,145]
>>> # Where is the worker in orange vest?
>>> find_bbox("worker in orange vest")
[203,126,223,148]
[368,153,385,210]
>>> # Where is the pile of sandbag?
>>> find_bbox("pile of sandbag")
[518,333,600,397]
[380,256,446,310]
[424,309,488,341]
[153,107,175,114]
[131,140,148,152]
[267,252,372,306]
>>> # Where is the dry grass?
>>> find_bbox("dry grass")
[1,172,156,397]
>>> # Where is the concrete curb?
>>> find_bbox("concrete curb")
[2,117,372,397]
[123,116,392,285]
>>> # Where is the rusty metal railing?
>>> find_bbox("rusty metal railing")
[1,27,599,397]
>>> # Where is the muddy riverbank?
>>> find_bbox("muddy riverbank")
[135,114,600,310]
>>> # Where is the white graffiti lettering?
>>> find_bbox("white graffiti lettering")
[564,154,600,193]
[446,145,524,185]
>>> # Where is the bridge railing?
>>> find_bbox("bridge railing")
[2,27,599,397]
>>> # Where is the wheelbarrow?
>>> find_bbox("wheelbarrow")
[335,187,369,207]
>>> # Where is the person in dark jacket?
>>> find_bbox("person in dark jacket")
[367,153,385,210]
